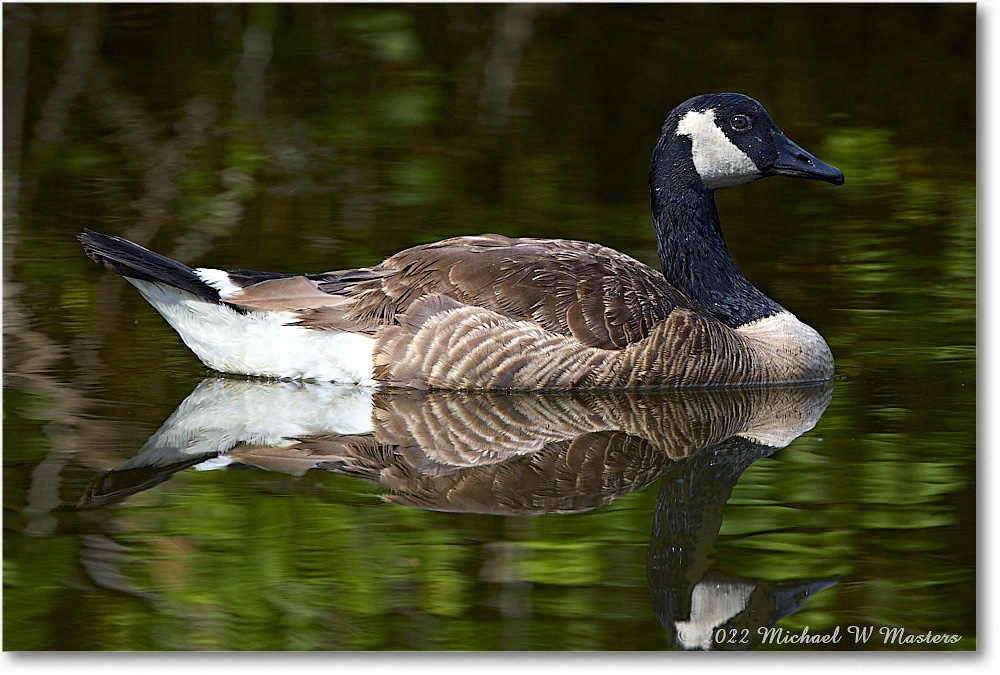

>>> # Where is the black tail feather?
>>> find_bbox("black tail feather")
[79,229,220,303]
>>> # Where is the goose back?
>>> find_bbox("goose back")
[219,234,832,388]
[230,234,698,350]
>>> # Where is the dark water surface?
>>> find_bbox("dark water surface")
[3,4,975,651]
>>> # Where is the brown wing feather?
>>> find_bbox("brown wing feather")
[262,234,698,349]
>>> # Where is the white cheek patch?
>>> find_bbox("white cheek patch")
[676,108,760,188]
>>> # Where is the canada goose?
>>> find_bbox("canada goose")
[81,92,844,388]
[80,378,833,510]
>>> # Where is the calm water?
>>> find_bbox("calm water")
[3,4,975,651]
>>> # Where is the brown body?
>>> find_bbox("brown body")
[226,234,834,388]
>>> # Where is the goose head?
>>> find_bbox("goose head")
[652,93,844,192]
[649,93,843,330]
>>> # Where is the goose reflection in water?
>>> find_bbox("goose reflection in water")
[80,379,838,650]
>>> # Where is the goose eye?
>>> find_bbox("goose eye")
[730,114,751,131]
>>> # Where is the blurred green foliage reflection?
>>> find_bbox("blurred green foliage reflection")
[3,3,974,651]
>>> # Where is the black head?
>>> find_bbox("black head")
[653,93,844,191]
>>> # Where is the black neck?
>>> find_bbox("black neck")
[650,175,783,329]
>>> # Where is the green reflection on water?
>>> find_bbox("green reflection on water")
[3,2,974,651]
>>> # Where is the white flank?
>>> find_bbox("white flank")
[115,378,375,470]
[127,278,376,383]
[675,108,760,188]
